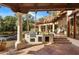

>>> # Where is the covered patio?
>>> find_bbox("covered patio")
[0,3,79,51]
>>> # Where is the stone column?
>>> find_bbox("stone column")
[15,12,26,50]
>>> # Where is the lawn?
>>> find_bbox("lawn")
[0,31,16,36]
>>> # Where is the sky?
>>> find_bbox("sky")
[0,6,49,20]
[0,6,15,17]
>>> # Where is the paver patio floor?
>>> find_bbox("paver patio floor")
[27,44,79,55]
[0,41,79,55]
[14,44,79,55]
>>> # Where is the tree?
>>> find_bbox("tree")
[0,14,35,32]
[0,16,3,31]
[4,16,17,31]
[23,14,35,31]
[39,17,44,21]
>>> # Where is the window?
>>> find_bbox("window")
[30,38,35,42]
[41,26,45,32]
[38,37,42,42]
[47,25,52,32]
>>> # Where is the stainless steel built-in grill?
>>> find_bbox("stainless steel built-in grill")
[29,32,36,37]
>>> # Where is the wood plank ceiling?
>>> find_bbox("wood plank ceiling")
[1,3,79,13]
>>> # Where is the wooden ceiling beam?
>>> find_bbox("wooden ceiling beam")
[1,3,79,13]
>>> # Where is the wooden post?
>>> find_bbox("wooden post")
[67,16,70,37]
[73,13,76,38]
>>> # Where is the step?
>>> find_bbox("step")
[54,42,72,44]
[54,40,71,43]
[54,36,66,38]
[54,41,70,42]
[54,39,69,41]
[53,38,67,40]
[54,40,70,42]
[54,40,72,44]
[53,35,71,44]
[53,39,71,44]
[53,39,68,41]
[54,37,67,39]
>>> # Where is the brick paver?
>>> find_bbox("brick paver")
[26,44,79,55]
[0,43,79,55]
[0,38,79,55]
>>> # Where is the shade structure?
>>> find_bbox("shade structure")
[0,3,79,50]
[1,3,79,13]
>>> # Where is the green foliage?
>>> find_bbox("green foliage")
[0,14,35,32]
[0,16,17,32]
[23,14,35,31]
[0,16,3,31]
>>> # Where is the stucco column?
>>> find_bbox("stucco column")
[38,25,41,32]
[52,24,55,33]
[15,12,26,50]
[16,12,22,43]
[45,25,48,33]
